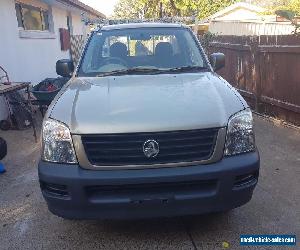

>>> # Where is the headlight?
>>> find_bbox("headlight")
[224,108,255,156]
[42,118,77,163]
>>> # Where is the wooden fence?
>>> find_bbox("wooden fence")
[207,35,300,126]
[209,21,295,36]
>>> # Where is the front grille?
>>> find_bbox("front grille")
[81,128,219,166]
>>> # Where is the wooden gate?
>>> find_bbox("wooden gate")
[207,35,300,126]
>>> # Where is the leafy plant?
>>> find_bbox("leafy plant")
[113,0,145,18]
[113,0,239,19]
[199,31,218,54]
[275,9,300,34]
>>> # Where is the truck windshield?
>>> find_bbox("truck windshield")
[77,27,208,77]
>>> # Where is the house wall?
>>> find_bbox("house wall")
[0,0,89,84]
[209,21,295,36]
[0,0,68,84]
[214,8,262,21]
[0,0,87,120]
[71,13,87,36]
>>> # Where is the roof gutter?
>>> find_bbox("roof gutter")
[43,0,105,18]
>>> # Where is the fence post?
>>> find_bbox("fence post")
[250,36,261,112]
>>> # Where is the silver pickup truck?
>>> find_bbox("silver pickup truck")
[38,22,259,219]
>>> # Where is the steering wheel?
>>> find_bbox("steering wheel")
[102,57,128,67]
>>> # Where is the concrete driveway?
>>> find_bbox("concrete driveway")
[0,115,299,250]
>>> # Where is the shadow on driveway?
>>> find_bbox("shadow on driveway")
[0,115,299,250]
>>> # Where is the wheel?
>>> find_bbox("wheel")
[0,120,11,131]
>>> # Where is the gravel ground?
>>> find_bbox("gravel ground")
[0,115,299,250]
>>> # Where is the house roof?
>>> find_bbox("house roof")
[205,2,265,22]
[60,0,106,18]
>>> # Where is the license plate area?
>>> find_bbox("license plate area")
[86,180,217,204]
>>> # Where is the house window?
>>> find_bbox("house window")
[15,2,50,31]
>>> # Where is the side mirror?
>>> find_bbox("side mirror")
[210,53,225,71]
[56,59,74,77]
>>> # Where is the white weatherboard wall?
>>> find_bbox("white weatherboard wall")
[0,0,88,84]
[0,0,70,84]
[0,0,86,120]
[214,8,262,21]
[209,21,295,36]
[71,13,87,36]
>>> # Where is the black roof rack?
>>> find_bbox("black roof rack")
[81,15,196,27]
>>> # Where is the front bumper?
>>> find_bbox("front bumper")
[38,151,259,220]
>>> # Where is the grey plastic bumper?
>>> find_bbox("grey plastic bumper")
[38,151,260,219]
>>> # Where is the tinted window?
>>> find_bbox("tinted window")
[78,27,207,76]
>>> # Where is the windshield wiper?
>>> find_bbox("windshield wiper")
[164,66,209,73]
[96,66,208,77]
[96,67,161,77]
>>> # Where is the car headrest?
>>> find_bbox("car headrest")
[110,42,128,58]
[155,42,173,57]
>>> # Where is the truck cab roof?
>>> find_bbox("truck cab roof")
[100,22,185,31]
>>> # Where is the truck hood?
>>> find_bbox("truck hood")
[49,72,247,134]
